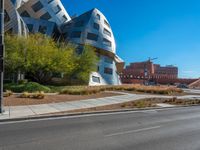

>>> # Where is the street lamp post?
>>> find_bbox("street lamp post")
[0,0,4,113]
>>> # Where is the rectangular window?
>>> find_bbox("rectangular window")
[74,21,84,27]
[0,0,2,12]
[32,1,43,12]
[71,31,81,38]
[96,14,100,20]
[103,28,111,37]
[53,5,61,14]
[93,23,99,30]
[27,24,34,32]
[40,12,51,20]
[63,32,68,38]
[87,33,98,41]
[92,76,100,83]
[62,15,68,22]
[4,10,10,23]
[103,38,112,47]
[48,0,54,3]
[38,25,47,34]
[20,11,30,17]
[104,56,113,64]
[20,20,24,34]
[104,20,110,28]
[104,67,113,75]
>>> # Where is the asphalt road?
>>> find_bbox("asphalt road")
[1,107,200,150]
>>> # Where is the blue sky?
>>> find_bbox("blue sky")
[61,0,200,78]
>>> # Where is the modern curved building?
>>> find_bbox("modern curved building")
[18,0,71,26]
[4,0,28,36]
[10,0,23,8]
[61,9,124,85]
[22,17,58,37]
[4,1,124,85]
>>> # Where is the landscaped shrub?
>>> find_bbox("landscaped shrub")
[19,91,45,99]
[60,84,183,95]
[4,82,51,93]
[22,82,50,93]
[3,90,13,97]
[19,92,31,98]
[32,91,45,99]
[18,80,28,84]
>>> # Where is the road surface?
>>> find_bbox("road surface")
[1,106,200,150]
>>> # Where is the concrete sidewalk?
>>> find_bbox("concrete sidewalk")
[1,93,200,120]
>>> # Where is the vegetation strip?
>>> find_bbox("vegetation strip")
[66,98,200,114]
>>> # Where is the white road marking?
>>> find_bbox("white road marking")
[105,126,161,137]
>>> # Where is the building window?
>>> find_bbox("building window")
[20,20,24,34]
[47,0,54,3]
[96,14,100,20]
[38,25,47,34]
[0,1,2,11]
[74,21,84,27]
[4,10,10,23]
[104,67,113,75]
[53,5,61,14]
[27,24,34,32]
[63,32,68,39]
[87,33,98,41]
[71,31,81,38]
[103,28,111,37]
[5,28,13,34]
[40,12,51,20]
[93,23,99,30]
[92,76,100,83]
[103,38,112,47]
[104,56,113,64]
[62,15,68,22]
[20,11,30,17]
[32,1,43,12]
[104,20,110,28]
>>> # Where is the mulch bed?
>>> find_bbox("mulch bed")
[3,92,121,106]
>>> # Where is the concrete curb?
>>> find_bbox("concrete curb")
[0,104,200,123]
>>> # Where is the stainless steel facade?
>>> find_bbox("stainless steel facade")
[4,0,124,85]
[18,0,71,26]
[61,9,123,85]
[5,0,28,35]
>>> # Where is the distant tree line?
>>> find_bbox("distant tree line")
[4,33,98,85]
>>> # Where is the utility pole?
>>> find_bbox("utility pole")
[0,0,4,113]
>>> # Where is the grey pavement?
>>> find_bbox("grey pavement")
[1,106,200,149]
[1,92,200,120]
[183,88,200,94]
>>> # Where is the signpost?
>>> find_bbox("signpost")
[0,0,4,113]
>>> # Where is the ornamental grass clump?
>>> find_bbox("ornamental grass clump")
[60,84,183,95]
[19,91,45,99]
[3,90,13,97]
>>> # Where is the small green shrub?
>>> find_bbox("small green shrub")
[4,82,51,93]
[18,80,28,84]
[23,82,50,93]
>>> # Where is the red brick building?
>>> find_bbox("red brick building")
[120,61,197,85]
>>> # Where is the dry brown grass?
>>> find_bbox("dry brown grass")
[19,91,45,99]
[60,84,183,95]
[3,92,120,106]
[164,97,200,105]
